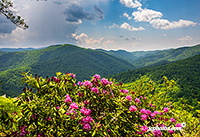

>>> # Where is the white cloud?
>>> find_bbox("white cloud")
[72,33,104,46]
[103,40,114,46]
[123,12,132,20]
[132,8,163,22]
[120,0,142,8]
[150,19,197,30]
[109,23,119,28]
[178,36,193,41]
[120,22,145,31]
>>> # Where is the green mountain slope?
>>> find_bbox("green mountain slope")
[0,51,5,56]
[110,54,200,111]
[0,44,135,96]
[133,44,200,68]
[99,44,200,68]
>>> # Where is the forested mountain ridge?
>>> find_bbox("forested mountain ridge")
[0,48,35,52]
[132,44,200,67]
[96,49,161,65]
[110,53,200,111]
[98,44,200,68]
[0,44,135,96]
[0,51,5,56]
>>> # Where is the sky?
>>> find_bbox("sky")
[0,0,200,51]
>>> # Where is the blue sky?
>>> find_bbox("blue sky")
[0,0,200,51]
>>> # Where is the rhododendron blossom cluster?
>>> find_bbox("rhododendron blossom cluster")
[1,72,184,137]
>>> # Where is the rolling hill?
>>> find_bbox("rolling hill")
[0,44,135,96]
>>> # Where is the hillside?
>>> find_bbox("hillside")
[0,51,5,56]
[133,44,200,68]
[0,44,135,96]
[110,53,200,111]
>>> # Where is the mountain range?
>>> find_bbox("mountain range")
[0,43,200,98]
[100,44,200,68]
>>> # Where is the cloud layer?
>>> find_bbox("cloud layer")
[63,4,104,23]
[121,0,196,30]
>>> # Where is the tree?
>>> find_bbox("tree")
[0,0,28,29]
[0,80,2,89]
[0,0,47,29]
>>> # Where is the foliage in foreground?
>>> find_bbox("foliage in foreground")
[0,72,199,136]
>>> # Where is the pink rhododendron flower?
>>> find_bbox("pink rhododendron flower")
[70,73,76,78]
[141,126,148,133]
[131,91,135,94]
[140,109,147,114]
[91,87,99,94]
[70,103,78,110]
[141,114,148,121]
[135,98,140,103]
[123,89,129,94]
[110,81,113,85]
[84,100,89,104]
[94,74,101,80]
[146,110,151,115]
[163,107,169,113]
[150,113,155,118]
[56,106,60,110]
[153,130,162,137]
[84,116,94,123]
[47,116,51,121]
[83,123,91,131]
[154,111,158,115]
[102,90,107,94]
[136,131,143,135]
[126,95,132,101]
[65,95,72,103]
[143,97,146,100]
[129,105,137,112]
[169,129,175,134]
[78,92,84,98]
[161,124,165,127]
[78,81,83,86]
[84,81,92,89]
[176,123,182,127]
[170,118,176,123]
[80,107,92,116]
[101,78,109,86]
[159,117,163,120]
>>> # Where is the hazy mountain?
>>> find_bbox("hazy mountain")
[96,49,161,65]
[0,48,36,52]
[132,44,200,67]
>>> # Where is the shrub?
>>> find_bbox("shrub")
[0,72,197,136]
